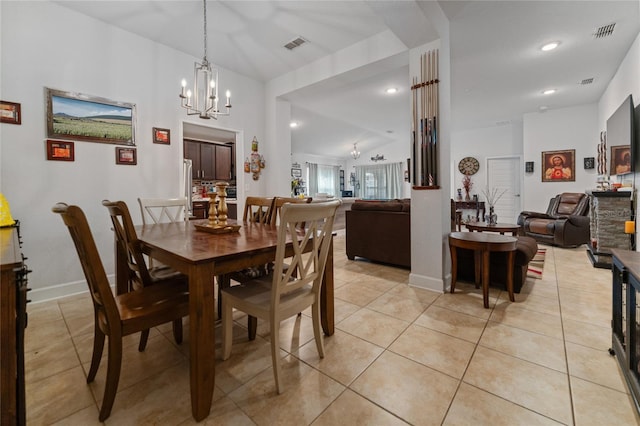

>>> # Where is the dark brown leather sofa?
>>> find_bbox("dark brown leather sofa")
[454,236,538,293]
[346,199,410,268]
[517,192,590,248]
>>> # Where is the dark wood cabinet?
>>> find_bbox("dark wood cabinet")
[184,141,233,181]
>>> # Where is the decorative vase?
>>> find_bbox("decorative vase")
[485,206,497,225]
[456,189,462,201]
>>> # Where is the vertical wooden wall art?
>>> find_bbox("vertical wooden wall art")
[411,49,440,188]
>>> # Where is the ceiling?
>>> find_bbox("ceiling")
[53,1,640,159]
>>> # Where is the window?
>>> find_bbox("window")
[355,162,404,199]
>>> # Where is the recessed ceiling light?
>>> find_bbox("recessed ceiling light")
[543,89,556,95]
[541,41,560,51]
[385,88,398,94]
[289,122,298,128]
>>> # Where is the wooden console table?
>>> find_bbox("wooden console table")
[448,232,517,308]
[455,200,485,222]
[610,249,640,413]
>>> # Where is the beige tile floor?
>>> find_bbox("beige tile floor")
[25,236,640,425]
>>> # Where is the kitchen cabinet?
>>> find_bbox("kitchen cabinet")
[184,141,233,181]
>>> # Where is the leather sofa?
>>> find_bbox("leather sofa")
[346,199,410,268]
[455,236,538,293]
[517,192,590,248]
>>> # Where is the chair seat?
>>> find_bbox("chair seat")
[115,281,189,335]
[527,218,555,235]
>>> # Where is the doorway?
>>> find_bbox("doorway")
[486,156,522,223]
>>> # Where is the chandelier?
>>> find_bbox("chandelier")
[179,0,231,119]
[350,143,361,159]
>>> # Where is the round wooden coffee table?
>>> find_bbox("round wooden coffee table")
[465,222,521,236]
[448,232,517,308]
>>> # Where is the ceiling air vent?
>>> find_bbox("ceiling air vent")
[580,78,594,85]
[284,37,307,50]
[593,23,615,39]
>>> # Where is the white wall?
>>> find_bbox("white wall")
[522,104,599,211]
[450,122,523,200]
[0,2,265,301]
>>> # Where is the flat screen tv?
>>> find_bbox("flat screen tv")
[607,94,635,175]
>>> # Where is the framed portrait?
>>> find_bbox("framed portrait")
[46,140,74,161]
[611,145,631,175]
[115,147,137,165]
[153,127,170,144]
[0,100,21,125]
[542,149,575,182]
[46,88,136,145]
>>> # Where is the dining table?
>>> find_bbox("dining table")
[114,219,335,422]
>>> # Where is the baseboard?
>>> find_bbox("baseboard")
[28,274,115,304]
[409,272,445,293]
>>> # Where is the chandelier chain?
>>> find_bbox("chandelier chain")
[202,0,208,63]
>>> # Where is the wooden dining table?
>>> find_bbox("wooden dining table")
[114,219,335,422]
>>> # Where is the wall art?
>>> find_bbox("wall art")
[116,147,137,165]
[0,100,21,125]
[542,149,575,182]
[46,88,136,145]
[46,140,74,161]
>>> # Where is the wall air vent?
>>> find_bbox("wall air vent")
[580,78,594,85]
[284,37,307,50]
[593,23,615,39]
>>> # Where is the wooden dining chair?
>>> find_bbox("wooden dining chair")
[52,203,189,421]
[137,197,189,268]
[269,196,312,226]
[102,199,187,349]
[243,196,275,224]
[221,200,340,393]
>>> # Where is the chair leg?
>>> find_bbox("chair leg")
[99,332,123,422]
[270,318,282,394]
[222,296,233,360]
[217,274,231,320]
[172,319,183,344]
[138,329,150,352]
[87,320,105,383]
[311,302,324,358]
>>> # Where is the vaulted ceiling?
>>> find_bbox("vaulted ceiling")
[54,1,640,158]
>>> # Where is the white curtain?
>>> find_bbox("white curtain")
[308,163,340,197]
[307,163,318,197]
[354,162,404,199]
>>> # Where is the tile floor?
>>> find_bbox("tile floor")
[25,235,640,425]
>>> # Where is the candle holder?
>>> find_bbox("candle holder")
[215,182,229,226]
[194,182,240,234]
[207,192,218,226]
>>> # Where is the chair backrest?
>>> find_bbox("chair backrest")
[270,196,312,226]
[102,200,153,289]
[52,203,120,330]
[549,192,589,217]
[270,200,340,309]
[138,197,188,225]
[243,196,275,223]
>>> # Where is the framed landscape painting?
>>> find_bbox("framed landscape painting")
[46,88,136,145]
[542,149,575,182]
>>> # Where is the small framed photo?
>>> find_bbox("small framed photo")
[46,140,74,161]
[611,145,631,175]
[525,161,534,173]
[291,168,302,178]
[153,127,170,144]
[584,157,595,170]
[542,149,575,182]
[116,147,137,165]
[0,100,21,125]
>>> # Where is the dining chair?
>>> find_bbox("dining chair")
[243,196,275,224]
[52,203,189,421]
[221,200,340,393]
[137,197,189,268]
[102,199,187,349]
[269,196,312,226]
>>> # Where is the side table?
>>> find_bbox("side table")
[448,231,517,308]
[465,222,521,236]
